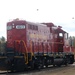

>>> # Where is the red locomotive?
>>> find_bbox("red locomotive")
[0,19,74,71]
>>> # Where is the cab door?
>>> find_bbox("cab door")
[58,33,64,52]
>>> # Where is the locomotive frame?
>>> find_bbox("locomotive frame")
[0,19,74,71]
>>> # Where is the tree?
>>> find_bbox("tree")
[1,36,5,42]
[0,36,6,53]
[69,36,75,48]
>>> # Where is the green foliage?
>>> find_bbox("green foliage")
[0,36,6,53]
[0,36,5,42]
[69,36,75,48]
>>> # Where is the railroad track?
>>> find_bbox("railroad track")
[0,64,75,75]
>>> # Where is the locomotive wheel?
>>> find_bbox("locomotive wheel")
[56,64,61,67]
[67,58,71,64]
[5,58,15,72]
[38,59,45,69]
[34,59,42,70]
[46,64,48,68]
[41,60,45,68]
[10,64,15,72]
[63,59,68,66]
[30,61,35,70]
[68,57,74,64]
[53,64,56,67]
[35,63,41,70]
[45,60,48,68]
[14,59,26,72]
[64,62,68,66]
[38,65,41,70]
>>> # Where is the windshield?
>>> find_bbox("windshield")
[7,26,12,30]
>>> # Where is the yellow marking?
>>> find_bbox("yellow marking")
[14,56,23,58]
[0,56,7,59]
[44,54,47,56]
[49,54,53,56]
[21,40,28,64]
[14,40,28,64]
[50,42,63,44]
[7,52,14,53]
[56,53,58,56]
[29,41,34,61]
[30,34,47,40]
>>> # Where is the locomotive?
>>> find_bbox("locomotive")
[0,19,74,71]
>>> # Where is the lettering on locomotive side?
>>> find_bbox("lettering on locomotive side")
[30,34,47,40]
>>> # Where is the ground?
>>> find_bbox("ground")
[0,63,75,75]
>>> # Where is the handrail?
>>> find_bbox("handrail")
[21,40,28,64]
[14,40,28,64]
[29,41,33,61]
[50,42,63,44]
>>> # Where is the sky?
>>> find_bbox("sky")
[0,0,75,38]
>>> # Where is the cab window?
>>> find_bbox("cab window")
[16,25,25,29]
[7,26,12,30]
[59,33,63,37]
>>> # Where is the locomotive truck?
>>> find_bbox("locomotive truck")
[0,19,74,71]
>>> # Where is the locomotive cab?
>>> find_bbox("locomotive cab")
[54,26,66,53]
[7,20,27,54]
[56,28,65,52]
[57,33,64,52]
